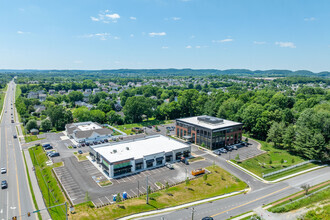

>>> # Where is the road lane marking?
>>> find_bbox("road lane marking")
[210,186,291,218]
[11,132,22,219]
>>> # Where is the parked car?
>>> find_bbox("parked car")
[1,168,6,174]
[165,162,174,169]
[44,146,53,150]
[1,180,8,189]
[231,145,238,150]
[104,139,108,143]
[100,140,105,143]
[219,148,227,153]
[225,146,233,151]
[213,150,221,155]
[81,143,85,147]
[42,143,51,148]
[78,150,83,154]
[49,152,60,157]
[85,142,90,146]
[13,134,17,138]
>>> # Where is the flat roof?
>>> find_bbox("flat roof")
[177,115,242,130]
[77,122,102,131]
[93,135,189,163]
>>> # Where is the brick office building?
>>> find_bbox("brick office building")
[175,115,243,150]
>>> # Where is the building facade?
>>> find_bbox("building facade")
[89,135,191,178]
[176,115,243,150]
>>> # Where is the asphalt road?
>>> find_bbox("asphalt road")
[141,166,330,220]
[0,81,35,220]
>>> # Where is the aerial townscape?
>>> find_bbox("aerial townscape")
[0,1,329,220]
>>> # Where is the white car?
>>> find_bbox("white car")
[1,168,7,174]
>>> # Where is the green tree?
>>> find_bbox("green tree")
[40,119,52,131]
[90,109,106,123]
[68,91,83,103]
[267,122,285,148]
[47,105,73,130]
[178,89,201,117]
[123,96,155,123]
[107,110,124,125]
[73,106,91,122]
[26,119,38,132]
[283,125,295,151]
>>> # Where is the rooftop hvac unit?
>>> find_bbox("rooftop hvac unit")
[113,149,117,153]
[126,147,129,150]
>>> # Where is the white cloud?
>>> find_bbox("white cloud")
[130,16,137,20]
[212,38,233,43]
[130,34,134,37]
[73,60,83,64]
[304,17,316,21]
[172,17,181,21]
[253,41,266,45]
[195,46,201,49]
[275,41,296,48]
[149,32,166,37]
[82,33,111,40]
[162,46,169,49]
[91,10,120,23]
[90,16,99,21]
[17,30,30,34]
[113,36,120,40]
[186,45,192,49]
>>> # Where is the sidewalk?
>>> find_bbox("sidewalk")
[24,148,52,220]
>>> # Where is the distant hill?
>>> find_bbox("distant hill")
[0,69,329,77]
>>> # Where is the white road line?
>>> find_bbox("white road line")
[98,198,104,205]
[141,186,146,192]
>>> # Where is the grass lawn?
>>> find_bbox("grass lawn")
[71,165,247,220]
[233,138,308,177]
[269,186,330,213]
[29,146,67,220]
[114,119,172,135]
[25,135,45,143]
[302,204,330,220]
[188,156,204,163]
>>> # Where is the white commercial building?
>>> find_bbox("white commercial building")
[89,135,191,178]
[65,121,113,143]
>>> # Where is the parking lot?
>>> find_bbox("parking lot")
[211,138,265,161]
[53,154,212,206]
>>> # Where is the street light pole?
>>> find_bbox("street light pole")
[191,207,195,220]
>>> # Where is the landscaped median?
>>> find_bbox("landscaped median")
[71,165,247,220]
[230,138,323,182]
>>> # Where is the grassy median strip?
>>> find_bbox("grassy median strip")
[269,185,330,213]
[188,156,204,163]
[22,150,42,220]
[25,135,45,143]
[29,146,67,220]
[72,165,247,220]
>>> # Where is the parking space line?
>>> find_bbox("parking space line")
[141,186,146,191]
[130,189,137,196]
[98,198,104,205]
[105,196,111,203]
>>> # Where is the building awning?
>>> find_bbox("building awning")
[146,159,154,163]
[183,135,192,139]
[156,157,164,161]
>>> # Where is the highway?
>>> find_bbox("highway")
[0,81,35,220]
[141,161,330,219]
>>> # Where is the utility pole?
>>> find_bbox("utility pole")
[146,176,149,204]
[191,207,195,220]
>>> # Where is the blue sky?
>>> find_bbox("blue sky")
[0,0,329,72]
